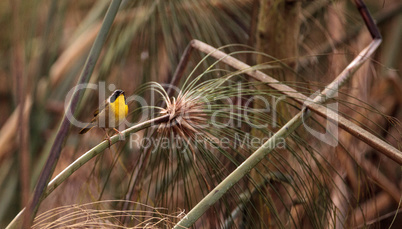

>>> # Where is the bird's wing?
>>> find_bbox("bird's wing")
[93,99,109,117]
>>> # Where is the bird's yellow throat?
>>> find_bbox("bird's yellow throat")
[110,94,128,122]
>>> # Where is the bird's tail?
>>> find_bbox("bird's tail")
[79,122,96,134]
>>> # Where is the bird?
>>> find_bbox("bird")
[79,89,128,144]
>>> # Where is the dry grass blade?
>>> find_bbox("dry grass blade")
[32,200,184,229]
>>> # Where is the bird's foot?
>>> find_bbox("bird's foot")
[113,128,125,141]
[103,129,112,147]
[103,136,112,147]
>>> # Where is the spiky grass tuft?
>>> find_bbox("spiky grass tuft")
[158,91,207,141]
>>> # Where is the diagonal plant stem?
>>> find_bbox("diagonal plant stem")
[6,114,169,229]
[20,0,122,228]
[44,114,169,199]
[174,39,384,228]
[174,1,389,227]
[186,39,402,165]
[173,111,309,229]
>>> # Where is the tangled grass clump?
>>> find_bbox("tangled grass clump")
[32,200,184,229]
